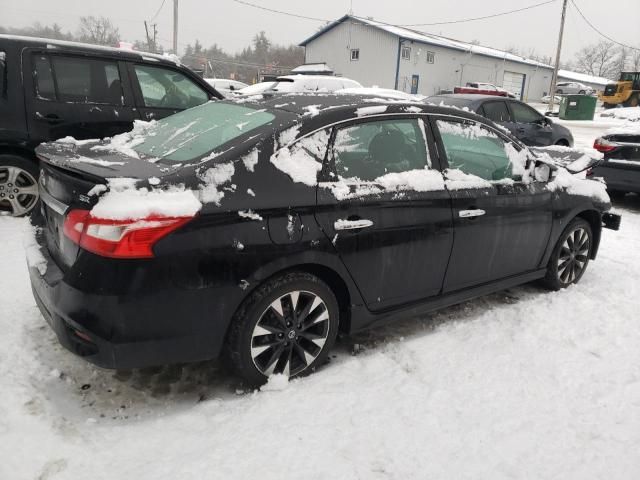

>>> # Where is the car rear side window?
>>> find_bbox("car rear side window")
[482,101,512,123]
[509,102,542,124]
[134,64,208,110]
[332,118,430,181]
[436,119,513,181]
[132,101,275,162]
[33,54,123,105]
[51,56,122,104]
[0,51,6,98]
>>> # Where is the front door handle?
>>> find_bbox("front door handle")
[459,209,486,218]
[334,218,374,230]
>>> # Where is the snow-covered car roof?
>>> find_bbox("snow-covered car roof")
[0,34,181,66]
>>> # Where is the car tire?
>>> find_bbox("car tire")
[541,218,593,291]
[555,139,570,147]
[579,90,585,94]
[0,154,40,217]
[556,89,563,95]
[224,271,340,387]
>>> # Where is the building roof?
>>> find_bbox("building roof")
[557,69,611,86]
[300,15,554,69]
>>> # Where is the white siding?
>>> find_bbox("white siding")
[303,21,557,101]
[304,21,398,88]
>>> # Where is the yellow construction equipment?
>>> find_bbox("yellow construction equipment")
[599,72,640,108]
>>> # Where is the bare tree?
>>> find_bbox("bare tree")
[574,41,619,79]
[77,16,119,46]
[628,48,640,72]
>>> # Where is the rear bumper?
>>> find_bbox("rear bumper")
[593,165,640,193]
[27,230,231,370]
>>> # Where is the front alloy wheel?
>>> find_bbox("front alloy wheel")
[542,218,593,290]
[0,165,39,216]
[557,227,590,285]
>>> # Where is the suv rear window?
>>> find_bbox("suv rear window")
[0,51,6,98]
[133,102,275,162]
[33,54,123,105]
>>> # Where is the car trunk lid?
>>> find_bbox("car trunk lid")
[35,142,170,270]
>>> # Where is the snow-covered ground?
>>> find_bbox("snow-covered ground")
[2,113,640,479]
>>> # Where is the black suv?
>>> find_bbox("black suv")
[0,35,222,216]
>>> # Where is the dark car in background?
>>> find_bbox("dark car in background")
[28,94,618,386]
[593,131,640,196]
[428,94,574,148]
[0,35,222,216]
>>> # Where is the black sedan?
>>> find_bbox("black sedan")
[593,130,640,196]
[428,94,574,147]
[29,94,618,386]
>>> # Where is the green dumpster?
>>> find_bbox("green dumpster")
[558,94,597,121]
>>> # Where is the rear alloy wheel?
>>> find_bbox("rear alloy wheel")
[225,272,339,386]
[542,218,593,290]
[0,155,40,217]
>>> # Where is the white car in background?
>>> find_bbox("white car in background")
[541,94,563,104]
[204,78,249,97]
[236,75,362,96]
[555,82,594,95]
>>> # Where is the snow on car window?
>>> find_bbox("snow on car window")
[270,130,329,186]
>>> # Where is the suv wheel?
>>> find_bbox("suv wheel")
[225,272,339,386]
[542,218,593,290]
[0,155,39,217]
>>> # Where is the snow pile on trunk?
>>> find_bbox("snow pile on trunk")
[241,149,259,172]
[90,178,202,220]
[199,162,235,204]
[270,130,328,186]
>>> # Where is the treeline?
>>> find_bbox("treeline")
[0,18,305,83]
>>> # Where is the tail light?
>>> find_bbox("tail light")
[593,137,617,153]
[63,209,193,258]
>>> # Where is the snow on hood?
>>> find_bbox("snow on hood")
[90,178,202,220]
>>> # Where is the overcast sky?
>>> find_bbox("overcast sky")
[1,0,638,62]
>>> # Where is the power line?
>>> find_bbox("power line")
[230,0,331,22]
[230,0,557,28]
[149,0,166,22]
[569,0,639,51]
[402,0,557,26]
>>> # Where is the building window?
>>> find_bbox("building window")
[401,46,411,60]
[350,49,360,61]
[426,51,435,64]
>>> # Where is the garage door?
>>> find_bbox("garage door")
[503,71,525,100]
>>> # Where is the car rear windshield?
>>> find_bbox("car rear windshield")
[133,101,275,162]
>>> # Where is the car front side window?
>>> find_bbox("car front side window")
[134,65,208,110]
[436,119,514,181]
[509,102,543,124]
[482,101,512,123]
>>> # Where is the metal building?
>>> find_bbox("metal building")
[300,15,609,101]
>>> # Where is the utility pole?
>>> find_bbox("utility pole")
[144,21,159,53]
[548,0,568,113]
[173,0,179,55]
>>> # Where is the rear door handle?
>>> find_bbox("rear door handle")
[334,218,374,230]
[459,209,486,218]
[42,114,64,124]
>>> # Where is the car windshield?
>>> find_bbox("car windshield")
[132,101,275,162]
